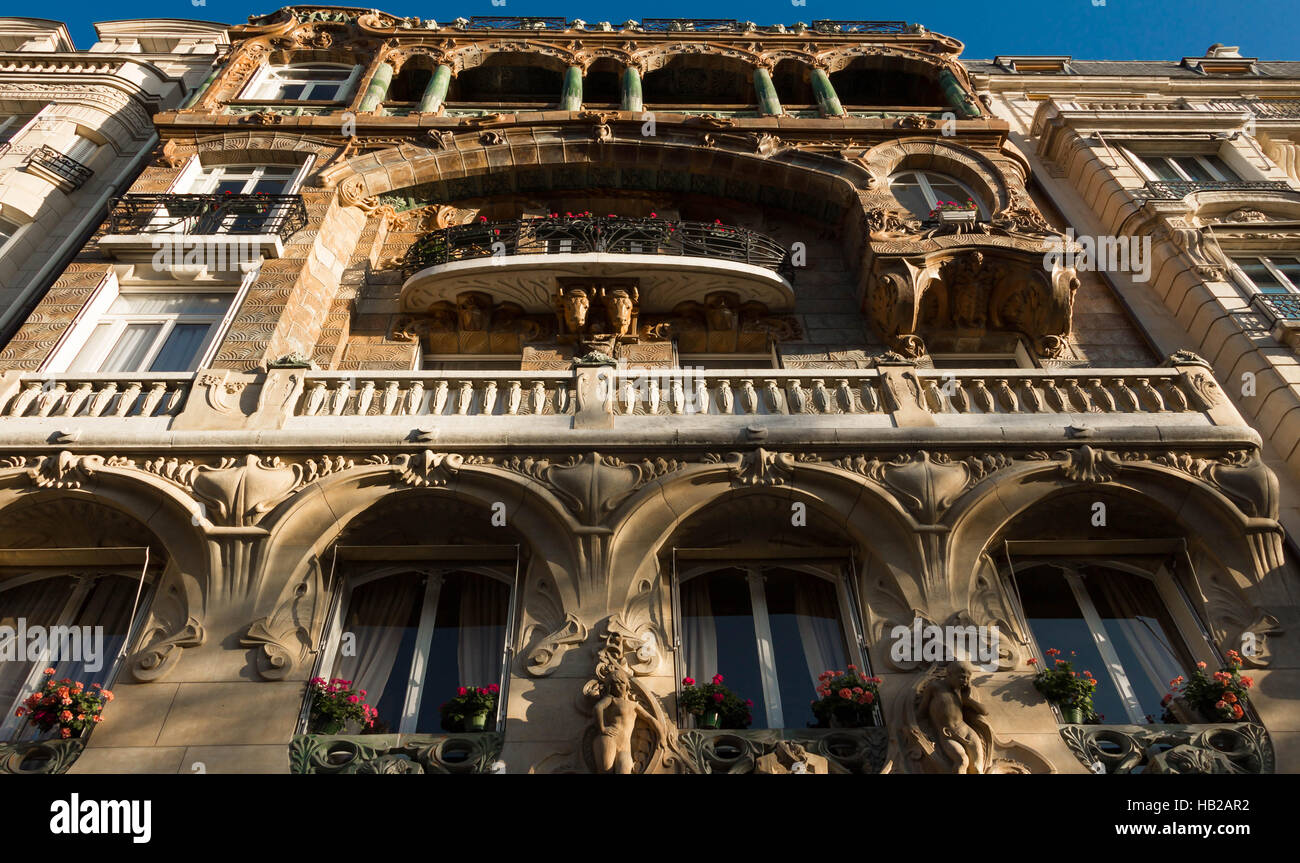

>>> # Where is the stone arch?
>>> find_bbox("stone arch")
[447,42,579,75]
[632,42,763,74]
[859,138,1012,217]
[605,460,932,676]
[251,461,586,681]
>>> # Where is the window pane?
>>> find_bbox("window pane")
[306,83,342,102]
[274,82,305,100]
[415,573,509,733]
[46,575,139,691]
[149,324,211,372]
[98,324,161,373]
[1270,258,1300,292]
[0,577,79,726]
[331,572,424,734]
[888,173,932,220]
[1235,259,1286,293]
[762,568,849,730]
[681,569,766,727]
[68,323,118,372]
[1140,156,1182,181]
[1172,156,1215,182]
[1202,155,1240,181]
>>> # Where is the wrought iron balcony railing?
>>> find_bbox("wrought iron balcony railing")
[641,18,740,31]
[402,216,794,281]
[465,16,567,29]
[811,20,910,33]
[1143,180,1295,200]
[1251,292,1300,323]
[105,193,308,240]
[25,145,93,192]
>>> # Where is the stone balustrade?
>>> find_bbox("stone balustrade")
[294,371,574,418]
[0,373,192,420]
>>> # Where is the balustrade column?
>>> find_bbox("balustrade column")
[753,66,782,116]
[560,65,583,111]
[621,66,643,112]
[418,64,453,114]
[810,68,844,117]
[938,67,982,118]
[357,61,395,113]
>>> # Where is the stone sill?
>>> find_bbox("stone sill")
[1059,722,1272,774]
[289,732,504,774]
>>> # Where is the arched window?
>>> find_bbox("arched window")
[675,562,869,729]
[888,170,988,220]
[1014,561,1202,724]
[314,566,516,734]
[0,572,146,740]
[243,63,360,102]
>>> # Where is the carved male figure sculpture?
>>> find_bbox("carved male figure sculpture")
[592,666,657,773]
[918,660,989,774]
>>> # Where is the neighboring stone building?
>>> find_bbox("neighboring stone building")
[0,8,1292,775]
[0,17,228,345]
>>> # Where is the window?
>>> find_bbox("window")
[316,568,514,734]
[1015,562,1199,724]
[184,164,298,196]
[676,563,867,729]
[0,213,19,249]
[243,63,360,102]
[888,171,989,220]
[67,292,233,373]
[64,134,99,165]
[0,573,144,740]
[1132,153,1240,183]
[1229,255,1300,295]
[421,356,521,372]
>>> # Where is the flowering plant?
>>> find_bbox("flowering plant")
[439,684,500,731]
[15,669,111,739]
[927,198,978,218]
[1162,651,1253,722]
[678,674,752,729]
[307,677,378,734]
[1029,649,1098,720]
[811,666,881,728]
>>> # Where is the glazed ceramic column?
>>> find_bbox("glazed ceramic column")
[181,66,220,109]
[938,67,981,118]
[621,66,643,112]
[561,65,583,111]
[810,67,844,117]
[357,61,394,113]
[418,64,453,114]
[753,66,782,116]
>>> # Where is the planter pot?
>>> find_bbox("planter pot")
[699,710,721,729]
[310,717,361,735]
[1059,706,1085,724]
[936,209,978,223]
[466,711,488,732]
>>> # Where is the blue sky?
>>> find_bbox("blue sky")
[40,0,1300,61]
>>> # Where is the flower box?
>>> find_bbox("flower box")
[936,208,978,223]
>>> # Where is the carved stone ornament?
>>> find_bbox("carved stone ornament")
[675,729,890,774]
[191,455,302,527]
[0,739,87,775]
[290,733,505,774]
[897,661,1052,774]
[581,624,691,773]
[1060,724,1274,774]
[706,447,796,487]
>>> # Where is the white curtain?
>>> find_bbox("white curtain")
[681,577,718,681]
[334,574,421,709]
[794,574,847,688]
[47,575,137,690]
[0,577,77,736]
[457,575,508,688]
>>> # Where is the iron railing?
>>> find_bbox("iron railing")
[26,145,93,191]
[465,16,568,29]
[1251,292,1300,323]
[811,20,910,33]
[105,193,308,239]
[1144,180,1295,200]
[402,215,794,280]
[641,18,740,31]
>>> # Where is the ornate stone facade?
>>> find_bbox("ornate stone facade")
[0,10,1295,776]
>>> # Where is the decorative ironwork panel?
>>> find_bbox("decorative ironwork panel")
[811,20,910,33]
[465,16,567,30]
[26,145,93,192]
[106,194,308,240]
[1143,180,1294,200]
[1251,292,1300,322]
[675,728,890,774]
[641,18,741,32]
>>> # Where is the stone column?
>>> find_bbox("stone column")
[181,66,220,110]
[357,61,394,113]
[938,67,981,118]
[417,64,453,114]
[753,66,782,116]
[621,66,643,112]
[560,65,583,111]
[811,67,844,117]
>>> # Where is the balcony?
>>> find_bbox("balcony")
[1143,179,1295,201]
[0,373,192,422]
[98,193,308,262]
[401,216,795,317]
[24,145,93,193]
[1250,292,1300,323]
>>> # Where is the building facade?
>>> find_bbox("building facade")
[0,7,1294,775]
[0,17,228,347]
